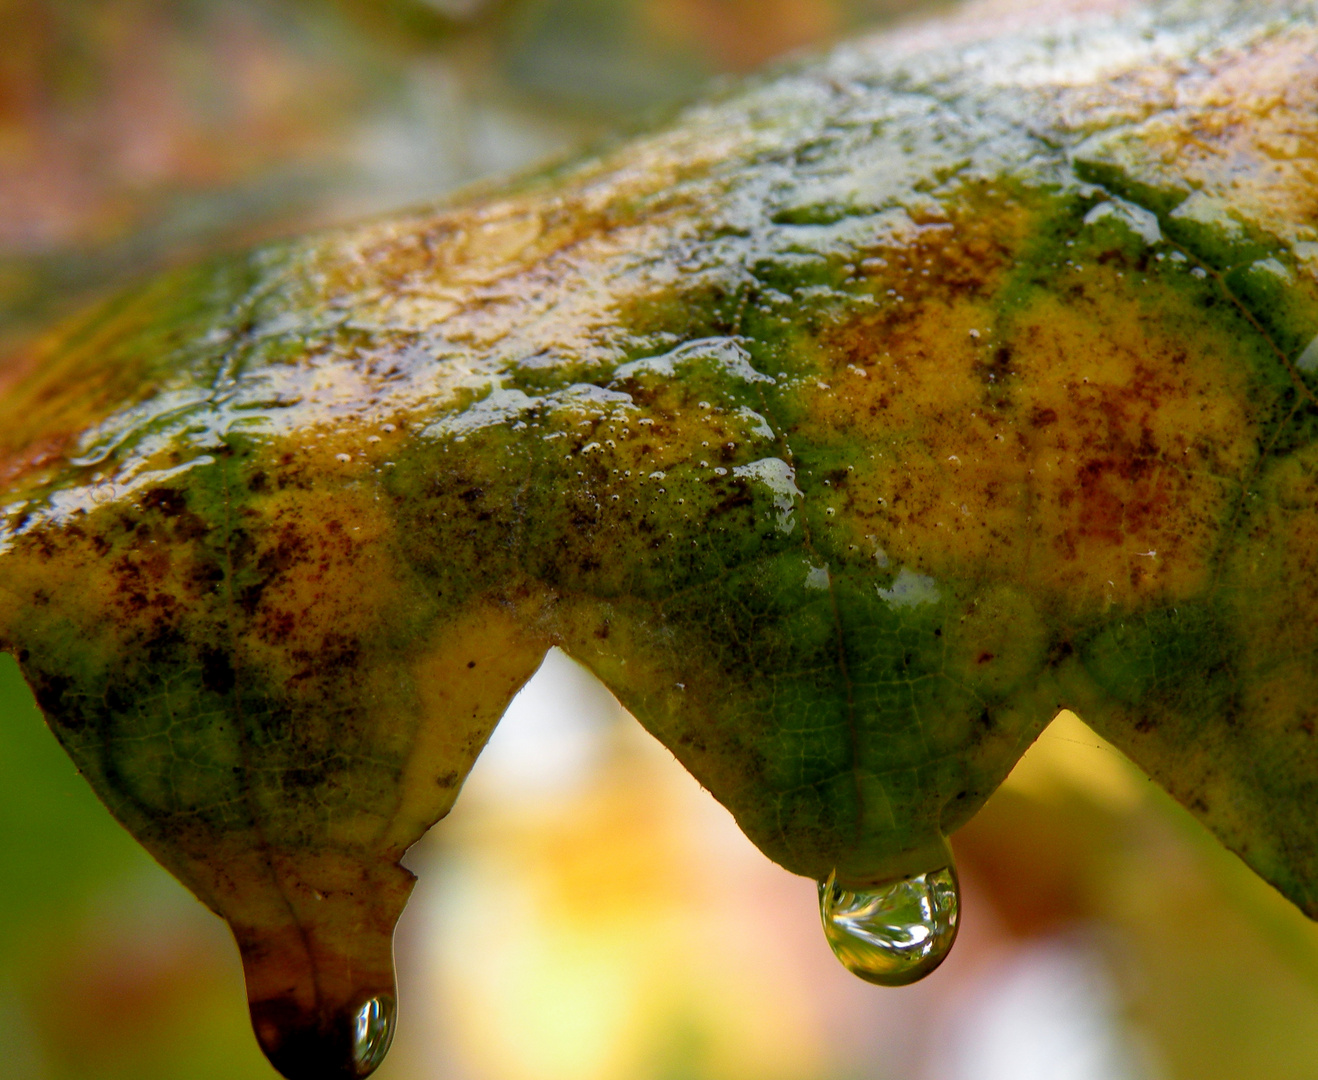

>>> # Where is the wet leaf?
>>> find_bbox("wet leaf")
[3,0,1318,1073]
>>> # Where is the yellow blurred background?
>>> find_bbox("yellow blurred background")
[6,2,1318,1078]
[8,638,1318,1080]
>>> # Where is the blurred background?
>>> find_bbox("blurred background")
[6,2,1318,1078]
[0,0,929,351]
[9,640,1318,1080]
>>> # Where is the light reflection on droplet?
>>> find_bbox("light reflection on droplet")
[351,993,396,1076]
[818,864,959,986]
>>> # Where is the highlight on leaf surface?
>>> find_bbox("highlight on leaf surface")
[2,0,1318,1074]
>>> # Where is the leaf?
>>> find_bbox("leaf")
[3,0,1318,1074]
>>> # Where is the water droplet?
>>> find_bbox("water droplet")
[818,864,959,985]
[352,994,397,1075]
[250,991,397,1080]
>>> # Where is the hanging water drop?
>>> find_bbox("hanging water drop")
[818,863,960,985]
[352,994,397,1075]
[249,987,398,1080]
[233,870,408,1080]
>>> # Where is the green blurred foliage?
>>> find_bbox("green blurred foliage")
[0,654,272,1080]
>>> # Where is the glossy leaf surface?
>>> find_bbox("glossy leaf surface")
[2,0,1318,1073]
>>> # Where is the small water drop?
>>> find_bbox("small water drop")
[818,864,959,985]
[250,991,397,1080]
[352,994,397,1075]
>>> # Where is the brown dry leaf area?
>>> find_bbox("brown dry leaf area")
[816,274,1253,607]
[806,199,1254,609]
